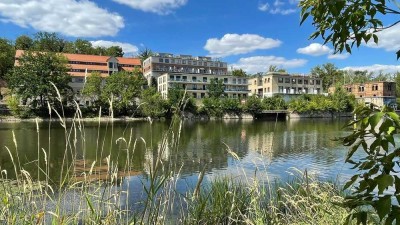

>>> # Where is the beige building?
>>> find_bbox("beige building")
[248,72,323,98]
[143,53,228,84]
[157,73,249,99]
[329,81,396,108]
[144,53,249,99]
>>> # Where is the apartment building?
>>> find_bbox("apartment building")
[143,53,249,99]
[330,81,396,108]
[248,72,323,98]
[15,50,141,94]
[157,73,249,99]
[143,53,228,83]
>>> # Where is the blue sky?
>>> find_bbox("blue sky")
[0,0,399,74]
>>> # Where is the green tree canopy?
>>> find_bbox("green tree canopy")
[311,63,344,90]
[138,47,154,63]
[300,0,400,59]
[106,46,124,57]
[0,38,15,79]
[101,71,146,115]
[231,69,247,77]
[208,78,225,98]
[81,72,102,104]
[6,51,72,109]
[33,32,66,52]
[15,35,33,50]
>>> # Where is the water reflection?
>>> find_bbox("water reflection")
[0,118,353,182]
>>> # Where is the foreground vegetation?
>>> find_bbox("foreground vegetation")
[0,97,356,224]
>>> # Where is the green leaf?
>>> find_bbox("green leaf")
[373,34,379,44]
[344,175,359,190]
[300,12,310,24]
[355,211,368,225]
[395,176,400,194]
[377,174,394,195]
[369,112,383,130]
[375,196,391,220]
[397,50,400,60]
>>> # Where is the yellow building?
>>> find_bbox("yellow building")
[248,72,323,98]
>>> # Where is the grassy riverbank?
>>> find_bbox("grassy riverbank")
[0,103,370,224]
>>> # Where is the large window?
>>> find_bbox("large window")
[372,84,378,91]
[285,78,290,83]
[278,77,284,83]
[359,86,365,92]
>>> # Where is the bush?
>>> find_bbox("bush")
[6,96,31,118]
[244,96,263,115]
[221,98,242,115]
[202,97,224,117]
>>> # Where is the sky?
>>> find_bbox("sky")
[0,0,399,75]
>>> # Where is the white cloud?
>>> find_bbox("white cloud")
[342,64,400,74]
[204,34,282,57]
[90,40,139,55]
[230,56,307,74]
[112,0,187,15]
[258,0,297,15]
[328,53,350,60]
[365,23,400,52]
[0,0,124,37]
[258,3,269,11]
[297,43,331,56]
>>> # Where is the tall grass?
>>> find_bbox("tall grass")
[0,89,370,224]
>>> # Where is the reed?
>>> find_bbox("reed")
[0,89,374,224]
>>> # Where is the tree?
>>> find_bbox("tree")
[311,63,344,91]
[341,106,400,224]
[0,38,15,79]
[140,87,167,118]
[75,39,93,54]
[208,78,225,98]
[6,51,72,109]
[231,69,247,77]
[268,65,287,73]
[300,0,400,59]
[15,35,33,50]
[101,71,146,115]
[106,46,124,57]
[81,72,102,106]
[33,32,66,52]
[244,96,263,116]
[138,47,154,63]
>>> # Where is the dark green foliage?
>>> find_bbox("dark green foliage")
[101,71,146,116]
[167,85,197,114]
[0,38,15,79]
[33,32,66,52]
[208,78,225,98]
[138,47,154,62]
[221,98,242,115]
[340,105,400,224]
[15,35,34,50]
[6,51,72,110]
[140,87,168,118]
[81,72,102,111]
[244,96,263,116]
[262,95,287,110]
[231,69,247,77]
[311,63,344,91]
[288,90,356,113]
[202,97,224,117]
[300,0,400,59]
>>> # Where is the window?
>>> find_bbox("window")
[388,84,393,91]
[316,80,321,85]
[170,75,174,80]
[182,60,186,64]
[372,84,378,91]
[304,79,308,85]
[347,87,352,92]
[171,59,175,63]
[310,80,314,85]
[359,86,365,92]
[298,79,303,84]
[254,80,256,85]
[278,77,284,83]
[159,58,163,63]
[267,87,270,92]
[182,76,187,81]
[204,62,207,66]
[193,61,197,65]
[278,86,284,93]
[292,79,296,84]
[203,77,207,82]
[267,78,270,83]
[165,59,169,63]
[285,78,290,83]
[224,78,228,83]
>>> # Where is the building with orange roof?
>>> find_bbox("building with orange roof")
[15,50,141,105]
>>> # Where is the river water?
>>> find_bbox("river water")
[0,118,359,183]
